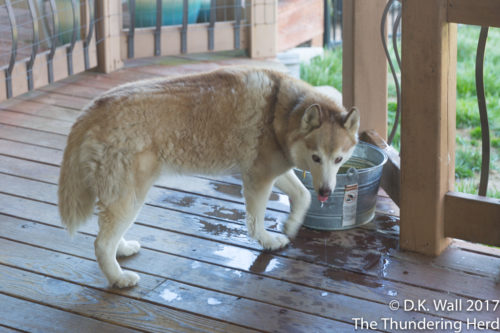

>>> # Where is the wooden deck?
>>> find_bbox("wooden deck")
[0,54,499,332]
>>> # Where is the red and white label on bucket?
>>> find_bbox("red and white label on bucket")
[342,184,359,227]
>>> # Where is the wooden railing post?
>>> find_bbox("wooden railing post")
[342,0,388,139]
[249,0,277,58]
[400,0,457,255]
[95,0,123,73]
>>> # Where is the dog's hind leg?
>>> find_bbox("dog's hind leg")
[95,193,143,288]
[95,150,159,288]
[275,170,311,239]
[243,176,290,251]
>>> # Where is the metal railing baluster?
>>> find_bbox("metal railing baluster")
[323,0,331,47]
[381,0,401,146]
[128,0,136,58]
[154,0,162,56]
[66,0,79,75]
[47,0,60,83]
[208,0,216,50]
[181,0,188,53]
[26,0,39,91]
[5,0,18,99]
[392,9,401,69]
[476,26,490,196]
[234,0,241,49]
[83,0,95,70]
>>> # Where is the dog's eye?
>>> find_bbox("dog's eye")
[335,157,343,164]
[312,154,321,163]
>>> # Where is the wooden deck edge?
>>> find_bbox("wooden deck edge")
[451,239,500,258]
[447,0,500,28]
[444,191,500,246]
[360,130,400,207]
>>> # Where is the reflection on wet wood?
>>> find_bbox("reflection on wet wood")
[0,58,498,331]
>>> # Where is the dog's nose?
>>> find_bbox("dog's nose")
[319,187,332,197]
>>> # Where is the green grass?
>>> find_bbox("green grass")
[300,25,500,198]
[456,178,500,198]
[300,49,342,91]
[455,148,482,178]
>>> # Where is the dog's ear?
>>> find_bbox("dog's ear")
[301,104,322,132]
[343,107,360,134]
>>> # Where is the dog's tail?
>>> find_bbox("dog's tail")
[58,121,96,236]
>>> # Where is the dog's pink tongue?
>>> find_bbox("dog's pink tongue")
[318,195,329,203]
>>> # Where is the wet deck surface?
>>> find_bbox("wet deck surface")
[0,54,499,332]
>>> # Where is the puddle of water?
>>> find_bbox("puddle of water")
[321,292,328,297]
[160,288,182,302]
[210,182,243,199]
[322,267,383,289]
[380,257,390,278]
[191,261,201,269]
[172,196,196,207]
[198,219,246,240]
[214,245,257,270]
[204,205,246,222]
[207,297,222,305]
[387,290,397,296]
[264,258,281,273]
[249,252,278,273]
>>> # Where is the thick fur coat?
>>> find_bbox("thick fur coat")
[58,67,359,287]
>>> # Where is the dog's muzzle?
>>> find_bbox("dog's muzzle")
[318,186,332,203]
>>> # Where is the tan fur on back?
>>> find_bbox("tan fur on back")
[60,66,352,224]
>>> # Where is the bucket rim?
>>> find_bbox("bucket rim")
[352,141,388,174]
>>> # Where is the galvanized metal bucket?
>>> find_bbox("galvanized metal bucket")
[294,142,388,230]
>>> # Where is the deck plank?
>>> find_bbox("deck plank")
[0,265,255,333]
[0,293,141,333]
[39,81,105,99]
[0,236,389,326]
[0,100,79,122]
[15,90,90,110]
[0,238,354,332]
[0,325,24,333]
[390,245,500,279]
[0,110,71,135]
[0,124,66,150]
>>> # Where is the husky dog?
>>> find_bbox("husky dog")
[58,67,359,288]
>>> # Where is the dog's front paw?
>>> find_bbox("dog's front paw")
[259,233,290,251]
[283,221,301,239]
[283,218,302,239]
[117,240,141,257]
[112,271,140,288]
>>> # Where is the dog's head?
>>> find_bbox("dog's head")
[289,104,360,202]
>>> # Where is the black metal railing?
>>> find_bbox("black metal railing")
[475,27,490,196]
[323,0,342,48]
[0,0,97,98]
[4,0,17,98]
[123,0,249,58]
[381,0,401,147]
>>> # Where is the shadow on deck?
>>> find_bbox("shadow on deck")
[0,53,498,332]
